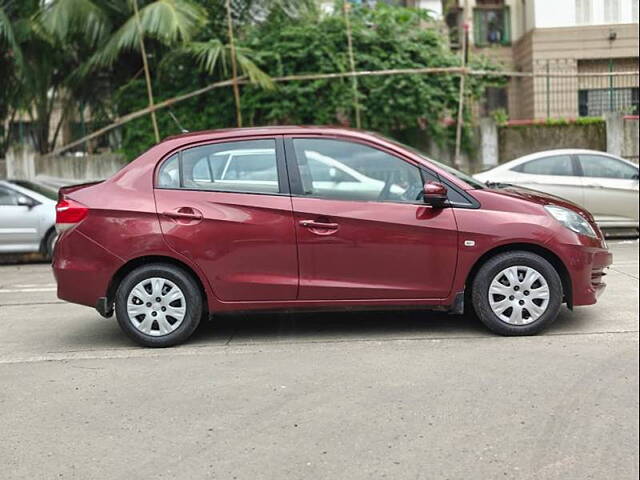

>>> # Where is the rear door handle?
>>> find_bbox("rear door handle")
[162,208,203,221]
[299,220,339,229]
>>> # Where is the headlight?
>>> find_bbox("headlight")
[544,205,598,238]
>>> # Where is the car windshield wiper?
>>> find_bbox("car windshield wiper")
[485,181,514,189]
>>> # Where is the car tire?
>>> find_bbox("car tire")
[115,263,203,347]
[471,251,563,336]
[44,229,58,260]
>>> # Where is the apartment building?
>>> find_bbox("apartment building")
[444,0,639,119]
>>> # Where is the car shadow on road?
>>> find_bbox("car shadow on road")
[61,306,591,350]
[188,309,491,347]
[188,304,602,346]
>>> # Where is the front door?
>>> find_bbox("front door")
[508,154,585,208]
[286,137,459,300]
[154,137,298,302]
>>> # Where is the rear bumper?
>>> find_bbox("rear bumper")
[52,229,123,309]
[564,243,613,307]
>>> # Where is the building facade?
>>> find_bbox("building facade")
[444,0,639,119]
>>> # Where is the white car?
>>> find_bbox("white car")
[474,149,639,231]
[0,179,58,258]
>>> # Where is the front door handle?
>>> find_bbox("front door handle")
[299,220,339,230]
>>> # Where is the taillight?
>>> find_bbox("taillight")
[56,199,88,232]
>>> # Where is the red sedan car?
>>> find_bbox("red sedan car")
[53,127,612,347]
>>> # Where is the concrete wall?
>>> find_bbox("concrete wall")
[623,117,639,162]
[5,147,36,180]
[3,147,126,181]
[0,158,6,179]
[497,122,607,163]
[35,153,126,181]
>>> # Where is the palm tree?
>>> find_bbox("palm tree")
[2,0,318,154]
[0,0,23,68]
[39,0,208,142]
[39,0,276,139]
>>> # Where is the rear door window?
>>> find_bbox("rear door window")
[157,139,280,194]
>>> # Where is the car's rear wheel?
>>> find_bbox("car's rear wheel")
[471,251,563,336]
[115,264,203,347]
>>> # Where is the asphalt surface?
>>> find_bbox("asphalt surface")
[0,240,638,479]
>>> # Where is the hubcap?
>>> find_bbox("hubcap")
[127,278,186,336]
[488,266,550,325]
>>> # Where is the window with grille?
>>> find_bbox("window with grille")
[578,88,640,116]
[473,6,511,46]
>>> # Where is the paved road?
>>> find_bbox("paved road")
[1,241,638,479]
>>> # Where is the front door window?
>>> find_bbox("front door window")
[292,138,424,203]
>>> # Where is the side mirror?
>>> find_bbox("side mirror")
[423,181,448,207]
[16,195,36,209]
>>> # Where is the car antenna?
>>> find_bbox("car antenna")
[168,110,189,134]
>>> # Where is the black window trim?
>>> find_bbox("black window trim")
[155,136,289,196]
[283,135,479,209]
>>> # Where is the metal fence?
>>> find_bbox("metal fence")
[527,58,639,120]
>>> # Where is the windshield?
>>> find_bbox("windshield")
[11,180,58,200]
[383,137,485,189]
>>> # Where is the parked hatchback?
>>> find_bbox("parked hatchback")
[53,127,612,347]
[474,149,639,231]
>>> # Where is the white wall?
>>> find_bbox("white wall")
[416,0,442,18]
[533,0,639,28]
[320,0,443,17]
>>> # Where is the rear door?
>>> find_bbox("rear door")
[154,137,298,301]
[285,136,459,300]
[576,154,639,226]
[0,185,41,253]
[508,154,584,207]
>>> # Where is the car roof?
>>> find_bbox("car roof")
[162,125,395,147]
[493,149,636,170]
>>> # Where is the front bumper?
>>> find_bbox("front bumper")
[563,242,613,307]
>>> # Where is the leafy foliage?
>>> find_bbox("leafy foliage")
[1,0,503,161]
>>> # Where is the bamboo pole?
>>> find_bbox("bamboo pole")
[453,18,469,170]
[132,0,160,143]
[225,0,242,127]
[44,67,640,158]
[343,2,361,129]
[47,78,238,157]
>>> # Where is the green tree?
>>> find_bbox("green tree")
[239,4,499,149]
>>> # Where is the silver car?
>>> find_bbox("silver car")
[474,149,639,231]
[0,180,58,258]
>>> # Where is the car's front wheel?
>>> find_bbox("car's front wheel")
[115,264,203,347]
[471,251,563,336]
